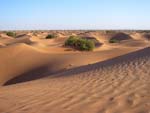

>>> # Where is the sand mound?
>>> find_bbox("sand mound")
[0,43,6,47]
[119,40,149,47]
[16,34,29,38]
[3,36,33,46]
[0,43,51,85]
[0,47,149,113]
[0,33,14,46]
[0,33,14,40]
[110,32,132,41]
[131,32,150,41]
[142,33,150,41]
[30,42,46,48]
[130,33,143,40]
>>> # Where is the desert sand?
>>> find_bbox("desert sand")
[0,30,150,113]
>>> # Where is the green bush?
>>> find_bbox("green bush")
[46,34,57,39]
[85,40,95,51]
[109,39,119,43]
[6,32,16,37]
[65,36,78,46]
[65,36,95,51]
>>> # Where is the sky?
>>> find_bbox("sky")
[0,0,150,30]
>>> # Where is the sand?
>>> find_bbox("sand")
[0,31,150,113]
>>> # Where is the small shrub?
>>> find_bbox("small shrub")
[6,32,16,37]
[65,36,95,51]
[85,40,95,51]
[65,36,78,46]
[109,39,119,43]
[46,34,57,39]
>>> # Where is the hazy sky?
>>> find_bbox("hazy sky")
[0,0,150,30]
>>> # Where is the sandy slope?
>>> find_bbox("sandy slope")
[0,31,149,85]
[0,43,50,85]
[0,42,142,85]
[0,47,149,113]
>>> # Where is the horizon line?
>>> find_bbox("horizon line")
[1,29,150,31]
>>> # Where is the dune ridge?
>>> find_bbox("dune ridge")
[0,42,141,85]
[52,47,150,77]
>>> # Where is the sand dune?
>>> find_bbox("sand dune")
[0,37,33,46]
[0,33,14,40]
[142,33,150,41]
[0,43,50,85]
[110,32,132,41]
[131,33,144,40]
[0,31,149,85]
[131,32,150,41]
[0,41,141,85]
[0,43,5,47]
[0,31,150,113]
[0,47,149,113]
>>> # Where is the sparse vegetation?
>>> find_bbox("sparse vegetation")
[6,32,16,37]
[65,36,95,51]
[109,39,119,43]
[65,36,77,46]
[46,34,57,39]
[105,30,117,34]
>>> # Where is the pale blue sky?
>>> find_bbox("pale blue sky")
[0,0,150,30]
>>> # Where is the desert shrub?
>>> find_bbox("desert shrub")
[65,36,95,51]
[46,34,57,39]
[85,40,95,51]
[109,39,119,43]
[82,36,102,47]
[6,32,16,37]
[65,36,78,46]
